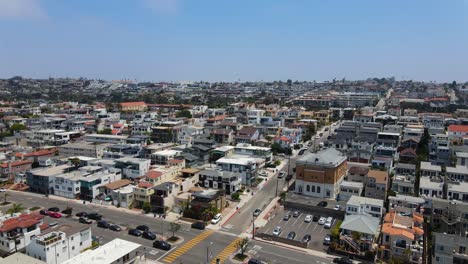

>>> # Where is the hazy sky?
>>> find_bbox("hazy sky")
[0,0,467,82]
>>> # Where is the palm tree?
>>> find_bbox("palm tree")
[7,203,25,216]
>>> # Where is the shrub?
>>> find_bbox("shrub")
[231,192,240,201]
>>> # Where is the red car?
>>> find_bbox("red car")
[49,212,62,218]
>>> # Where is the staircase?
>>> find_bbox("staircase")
[341,235,361,253]
[441,215,460,225]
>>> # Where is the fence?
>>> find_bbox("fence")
[255,232,309,248]
[284,200,346,220]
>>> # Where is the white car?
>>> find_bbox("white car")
[258,171,267,177]
[304,214,312,223]
[315,135,320,139]
[334,205,341,211]
[318,216,327,225]
[272,226,282,236]
[0,188,5,193]
[278,171,286,178]
[211,213,222,224]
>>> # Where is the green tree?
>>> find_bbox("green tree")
[142,202,152,214]
[176,110,192,119]
[70,158,81,168]
[7,203,25,216]
[97,128,112,135]
[169,222,181,238]
[236,237,250,257]
[330,220,342,239]
[231,192,240,201]
[10,123,26,132]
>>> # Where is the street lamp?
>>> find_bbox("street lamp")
[252,211,256,239]
[206,241,213,263]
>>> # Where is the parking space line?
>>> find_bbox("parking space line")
[312,223,318,232]
[291,217,299,226]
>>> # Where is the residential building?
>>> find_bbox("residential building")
[84,134,127,144]
[150,150,182,165]
[429,134,451,166]
[133,181,154,208]
[114,157,150,179]
[447,180,468,202]
[446,165,468,182]
[295,148,347,199]
[392,174,416,195]
[419,176,444,198]
[0,160,32,178]
[233,143,273,163]
[433,232,468,264]
[234,127,259,144]
[365,169,389,200]
[0,213,44,254]
[346,195,385,218]
[0,252,46,264]
[216,156,257,186]
[339,214,380,254]
[456,152,468,168]
[347,166,369,183]
[448,125,468,141]
[118,101,147,112]
[198,169,242,194]
[26,165,73,194]
[420,162,442,177]
[380,210,424,263]
[99,179,134,208]
[79,167,121,201]
[338,181,363,202]
[62,238,141,264]
[26,224,92,264]
[394,163,417,176]
[150,182,179,213]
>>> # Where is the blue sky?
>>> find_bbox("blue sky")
[0,0,467,82]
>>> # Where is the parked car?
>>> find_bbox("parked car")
[317,201,328,207]
[324,217,334,229]
[49,212,62,218]
[278,171,286,178]
[298,149,306,155]
[87,213,102,221]
[253,209,262,217]
[324,234,332,245]
[191,221,205,230]
[39,210,49,216]
[287,231,296,240]
[315,135,320,139]
[48,207,60,212]
[333,257,352,264]
[285,174,293,181]
[153,240,171,250]
[272,226,282,236]
[142,231,156,240]
[313,215,320,222]
[211,213,222,224]
[304,214,312,223]
[61,208,72,215]
[109,224,122,232]
[283,214,291,221]
[76,212,87,217]
[258,171,267,177]
[248,258,263,264]
[128,229,143,237]
[136,225,150,232]
[293,211,301,218]
[97,220,110,229]
[318,216,326,225]
[79,217,93,224]
[302,234,311,243]
[334,205,341,211]
[0,188,6,192]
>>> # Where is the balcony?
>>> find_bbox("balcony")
[37,234,63,246]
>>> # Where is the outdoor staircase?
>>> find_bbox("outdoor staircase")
[341,235,361,253]
[441,215,461,225]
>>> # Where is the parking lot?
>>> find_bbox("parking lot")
[258,207,337,251]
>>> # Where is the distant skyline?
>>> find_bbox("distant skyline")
[0,0,467,82]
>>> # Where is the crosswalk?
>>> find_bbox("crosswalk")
[162,230,214,263]
[210,237,242,264]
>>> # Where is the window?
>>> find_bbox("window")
[312,186,315,192]
[317,186,321,193]
[306,185,310,192]
[385,235,389,242]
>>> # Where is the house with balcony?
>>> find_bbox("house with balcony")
[150,150,182,165]
[446,165,468,182]
[0,160,32,179]
[346,196,385,218]
[187,189,226,220]
[26,165,74,195]
[198,169,241,195]
[150,182,180,214]
[233,143,273,164]
[216,156,257,186]
[0,213,44,255]
[447,181,468,203]
[433,232,468,264]
[395,163,417,176]
[456,152,468,168]
[338,181,363,202]
[234,127,259,144]
[339,214,380,255]
[419,176,444,198]
[365,169,389,200]
[429,134,451,166]
[420,162,442,177]
[26,224,92,264]
[347,166,369,183]
[114,157,150,179]
[133,181,155,208]
[380,210,424,263]
[99,179,134,208]
[392,174,416,196]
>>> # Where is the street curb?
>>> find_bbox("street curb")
[253,238,308,253]
[221,207,240,227]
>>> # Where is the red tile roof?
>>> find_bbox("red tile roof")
[448,125,468,133]
[15,149,56,158]
[137,181,153,189]
[168,159,184,164]
[0,213,43,232]
[113,123,124,128]
[147,170,163,179]
[0,160,32,168]
[119,102,146,107]
[400,148,417,157]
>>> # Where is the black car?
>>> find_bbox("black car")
[248,258,262,264]
[317,201,328,207]
[302,234,311,243]
[128,229,143,237]
[109,224,122,232]
[48,207,60,212]
[79,217,92,224]
[142,231,156,240]
[61,208,72,215]
[153,240,171,250]
[253,209,262,217]
[313,215,320,222]
[191,221,205,230]
[76,212,87,218]
[333,257,353,264]
[87,213,102,221]
[136,225,149,232]
[285,174,293,181]
[39,210,49,216]
[283,214,291,221]
[97,220,110,229]
[292,211,301,218]
[287,231,296,240]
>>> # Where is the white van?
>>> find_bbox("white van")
[211,213,222,224]
[324,217,334,229]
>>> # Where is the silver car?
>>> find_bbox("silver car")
[272,226,282,236]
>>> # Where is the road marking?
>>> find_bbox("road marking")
[149,249,159,255]
[320,227,325,233]
[162,230,214,263]
[156,245,177,260]
[291,217,299,226]
[210,237,242,264]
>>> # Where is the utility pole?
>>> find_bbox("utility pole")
[252,211,256,239]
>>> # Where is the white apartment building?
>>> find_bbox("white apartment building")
[346,195,385,218]
[26,224,92,264]
[114,157,150,179]
[0,213,44,254]
[58,142,108,158]
[216,156,257,185]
